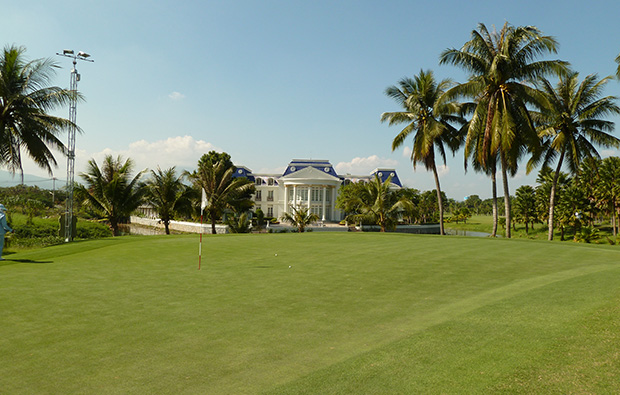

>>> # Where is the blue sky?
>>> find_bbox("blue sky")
[3,0,620,199]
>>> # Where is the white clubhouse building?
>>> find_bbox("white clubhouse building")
[234,159,402,222]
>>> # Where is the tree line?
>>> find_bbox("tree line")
[4,21,620,240]
[381,22,620,239]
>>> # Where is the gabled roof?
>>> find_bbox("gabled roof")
[282,159,339,178]
[280,165,341,184]
[371,168,402,187]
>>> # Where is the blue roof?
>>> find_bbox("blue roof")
[231,166,255,182]
[371,169,402,187]
[282,159,338,178]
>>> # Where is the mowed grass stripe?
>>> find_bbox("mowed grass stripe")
[1,233,619,393]
[273,264,620,394]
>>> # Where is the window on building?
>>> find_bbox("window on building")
[267,190,274,201]
[268,178,275,186]
[255,190,262,201]
[312,188,322,202]
[255,178,262,186]
[267,206,273,217]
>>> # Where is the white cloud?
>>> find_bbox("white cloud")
[90,135,218,173]
[601,149,619,158]
[436,164,449,177]
[168,91,185,101]
[334,155,399,175]
[402,146,412,158]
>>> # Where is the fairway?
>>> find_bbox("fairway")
[2,233,620,393]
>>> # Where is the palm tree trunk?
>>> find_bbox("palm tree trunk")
[613,203,617,237]
[431,162,445,235]
[501,156,511,238]
[491,170,498,238]
[548,150,565,241]
[210,211,217,235]
[111,218,119,236]
[164,220,170,235]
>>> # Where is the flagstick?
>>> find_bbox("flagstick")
[199,187,208,271]
[198,211,203,270]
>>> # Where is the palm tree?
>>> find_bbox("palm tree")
[347,175,411,232]
[187,157,255,234]
[534,72,620,240]
[280,206,319,233]
[144,166,195,234]
[77,155,146,236]
[513,185,537,234]
[226,211,252,233]
[0,45,79,181]
[594,157,620,237]
[535,166,570,228]
[440,22,569,237]
[381,70,464,235]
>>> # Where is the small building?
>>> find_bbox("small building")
[234,159,402,222]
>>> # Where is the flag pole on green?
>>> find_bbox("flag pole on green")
[199,188,207,270]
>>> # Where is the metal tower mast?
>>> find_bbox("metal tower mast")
[56,50,93,242]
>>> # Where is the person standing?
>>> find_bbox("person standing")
[0,204,13,260]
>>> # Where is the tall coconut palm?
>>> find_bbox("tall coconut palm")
[187,157,255,234]
[77,155,146,236]
[144,166,195,234]
[0,45,79,181]
[381,70,464,235]
[440,22,569,237]
[534,72,620,240]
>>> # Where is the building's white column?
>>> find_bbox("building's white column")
[321,186,326,221]
[332,187,337,220]
[293,185,297,209]
[307,186,311,210]
[282,185,287,216]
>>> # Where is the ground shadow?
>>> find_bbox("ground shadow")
[0,258,54,266]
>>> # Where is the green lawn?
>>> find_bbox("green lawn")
[446,214,613,241]
[1,233,620,393]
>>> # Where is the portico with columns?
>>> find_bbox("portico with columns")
[235,159,403,222]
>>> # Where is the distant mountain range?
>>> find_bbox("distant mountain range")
[0,170,65,189]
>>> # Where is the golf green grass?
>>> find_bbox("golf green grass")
[1,233,620,393]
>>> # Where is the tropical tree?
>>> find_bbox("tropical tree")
[0,45,80,181]
[555,180,589,241]
[381,70,465,235]
[77,155,146,236]
[186,153,255,234]
[534,72,620,240]
[280,206,319,233]
[345,175,411,232]
[144,166,195,234]
[574,157,601,226]
[335,181,367,222]
[226,211,252,233]
[535,166,569,228]
[513,185,537,234]
[594,157,620,237]
[440,22,569,237]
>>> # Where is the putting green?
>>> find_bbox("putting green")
[1,233,619,393]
